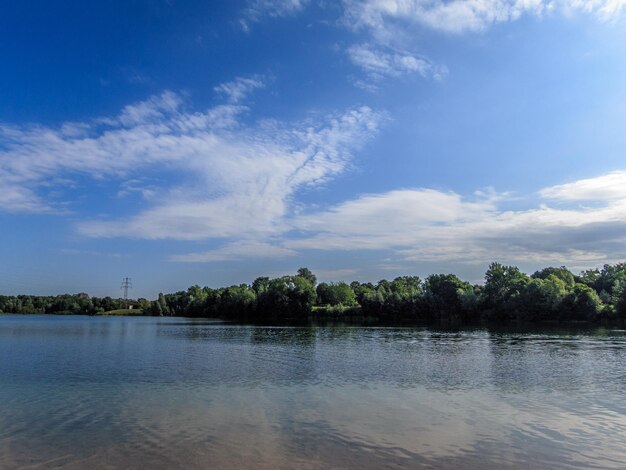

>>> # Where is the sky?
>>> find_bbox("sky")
[1,0,626,298]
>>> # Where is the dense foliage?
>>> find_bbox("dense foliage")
[0,294,150,315]
[3,262,626,325]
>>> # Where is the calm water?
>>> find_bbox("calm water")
[1,316,625,469]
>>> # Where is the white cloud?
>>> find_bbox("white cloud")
[340,0,625,88]
[0,182,51,214]
[214,76,266,103]
[539,170,626,201]
[117,178,157,199]
[343,0,626,36]
[117,90,184,126]
[240,0,309,30]
[4,86,626,270]
[79,195,289,240]
[0,88,383,257]
[286,173,626,267]
[169,241,296,262]
[77,102,383,240]
[347,43,447,84]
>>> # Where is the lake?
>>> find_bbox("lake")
[0,315,625,469]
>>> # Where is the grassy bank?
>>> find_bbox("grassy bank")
[97,309,144,316]
[311,305,362,316]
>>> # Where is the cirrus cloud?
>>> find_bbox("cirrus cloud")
[348,43,448,87]
[3,79,626,270]
[0,79,384,249]
[343,0,626,36]
[240,0,310,31]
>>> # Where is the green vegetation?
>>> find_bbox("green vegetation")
[0,294,151,316]
[317,282,357,307]
[97,308,144,316]
[311,304,362,317]
[3,262,626,325]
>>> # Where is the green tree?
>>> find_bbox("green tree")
[482,262,530,320]
[257,275,316,321]
[518,275,567,321]
[532,266,575,287]
[424,274,472,321]
[296,267,317,286]
[220,284,257,319]
[252,277,270,296]
[316,282,357,306]
[157,293,170,316]
[561,283,602,321]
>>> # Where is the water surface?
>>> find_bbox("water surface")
[1,315,625,469]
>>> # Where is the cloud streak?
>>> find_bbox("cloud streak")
[348,43,448,86]
[240,0,309,30]
[340,0,625,88]
[343,0,626,36]
[214,76,266,103]
[0,83,383,250]
[76,104,381,240]
[539,170,626,201]
[170,241,296,262]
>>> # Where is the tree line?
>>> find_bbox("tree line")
[0,293,151,315]
[3,263,626,325]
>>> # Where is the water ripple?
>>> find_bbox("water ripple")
[1,316,626,468]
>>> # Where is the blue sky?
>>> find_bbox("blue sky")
[2,0,626,298]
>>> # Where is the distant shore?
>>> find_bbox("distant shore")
[2,262,626,327]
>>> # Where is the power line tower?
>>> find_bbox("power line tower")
[121,277,132,303]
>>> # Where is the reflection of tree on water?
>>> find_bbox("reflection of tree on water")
[315,325,367,342]
[484,326,618,393]
[249,327,317,346]
[247,327,318,386]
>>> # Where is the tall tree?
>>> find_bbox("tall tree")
[296,267,317,287]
